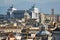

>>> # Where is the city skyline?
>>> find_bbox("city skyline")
[0,0,60,14]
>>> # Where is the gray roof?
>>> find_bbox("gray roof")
[12,10,32,19]
[13,10,25,13]
[37,30,51,36]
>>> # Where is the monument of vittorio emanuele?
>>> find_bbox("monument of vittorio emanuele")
[0,0,60,40]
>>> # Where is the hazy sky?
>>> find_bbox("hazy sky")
[0,0,60,14]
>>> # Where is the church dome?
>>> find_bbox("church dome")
[36,24,51,36]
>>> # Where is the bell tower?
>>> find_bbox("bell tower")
[51,8,54,22]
